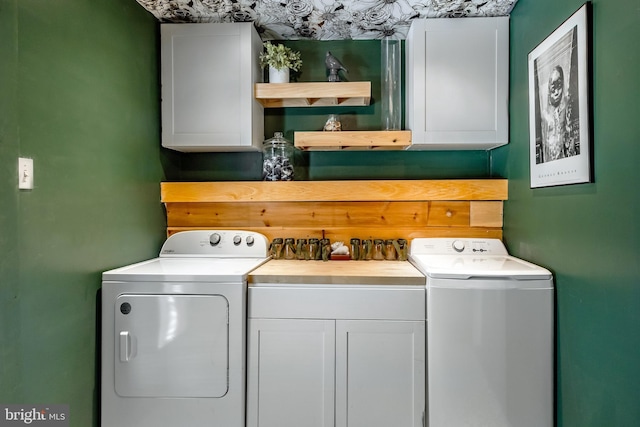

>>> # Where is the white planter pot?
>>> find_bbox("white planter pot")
[269,66,290,83]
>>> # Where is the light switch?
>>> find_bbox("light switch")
[18,157,34,190]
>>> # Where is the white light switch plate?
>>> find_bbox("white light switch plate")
[18,157,34,190]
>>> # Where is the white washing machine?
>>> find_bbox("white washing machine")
[101,230,269,427]
[409,238,554,427]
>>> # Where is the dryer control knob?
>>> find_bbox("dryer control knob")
[209,233,222,246]
[452,240,466,253]
[246,235,255,246]
[233,235,242,246]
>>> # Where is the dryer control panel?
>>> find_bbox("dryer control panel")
[160,230,269,258]
[410,238,509,256]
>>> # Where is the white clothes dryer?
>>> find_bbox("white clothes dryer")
[409,238,554,427]
[101,230,269,427]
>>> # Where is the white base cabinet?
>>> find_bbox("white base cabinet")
[406,17,509,150]
[161,22,263,152]
[247,318,425,427]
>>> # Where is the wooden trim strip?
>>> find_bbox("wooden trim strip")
[161,180,508,203]
[166,226,503,240]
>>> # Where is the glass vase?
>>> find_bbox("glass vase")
[381,38,402,130]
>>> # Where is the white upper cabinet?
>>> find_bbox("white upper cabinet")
[161,23,264,152]
[406,17,509,150]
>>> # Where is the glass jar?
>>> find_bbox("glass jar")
[283,238,297,259]
[320,238,331,262]
[309,238,320,260]
[296,239,308,260]
[362,239,373,260]
[350,238,361,261]
[385,239,397,260]
[372,239,385,260]
[270,238,283,259]
[396,239,408,261]
[263,132,295,181]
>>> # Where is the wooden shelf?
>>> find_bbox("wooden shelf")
[294,131,411,151]
[161,180,508,203]
[254,82,371,107]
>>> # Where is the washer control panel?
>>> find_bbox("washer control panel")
[160,230,269,258]
[410,238,509,256]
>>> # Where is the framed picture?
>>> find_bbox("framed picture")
[528,3,592,188]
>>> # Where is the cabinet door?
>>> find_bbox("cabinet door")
[247,319,336,427]
[161,22,263,152]
[406,17,509,150]
[335,320,425,427]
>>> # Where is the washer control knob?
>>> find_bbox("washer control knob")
[233,235,242,246]
[452,240,466,253]
[209,233,221,246]
[246,235,255,246]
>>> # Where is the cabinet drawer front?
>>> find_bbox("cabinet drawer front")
[248,286,425,320]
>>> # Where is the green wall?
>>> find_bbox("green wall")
[0,0,165,425]
[171,40,494,181]
[493,0,640,425]
[0,0,21,402]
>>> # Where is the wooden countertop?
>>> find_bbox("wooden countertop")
[248,259,425,286]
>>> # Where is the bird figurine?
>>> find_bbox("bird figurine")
[325,51,348,82]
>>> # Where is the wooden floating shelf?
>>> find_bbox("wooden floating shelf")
[161,180,508,203]
[294,130,412,151]
[254,82,371,107]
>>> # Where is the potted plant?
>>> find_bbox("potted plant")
[259,41,302,83]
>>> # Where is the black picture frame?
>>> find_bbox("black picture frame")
[528,3,592,188]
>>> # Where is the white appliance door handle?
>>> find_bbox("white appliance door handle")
[119,331,132,362]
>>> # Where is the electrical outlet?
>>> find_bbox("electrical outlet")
[18,157,34,190]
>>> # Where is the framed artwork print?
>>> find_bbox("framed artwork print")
[528,3,592,188]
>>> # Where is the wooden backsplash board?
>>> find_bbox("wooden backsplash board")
[161,180,507,241]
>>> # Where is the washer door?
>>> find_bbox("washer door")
[114,294,229,398]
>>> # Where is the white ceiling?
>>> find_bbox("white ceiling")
[135,0,517,40]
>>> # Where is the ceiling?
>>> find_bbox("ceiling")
[135,0,517,40]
